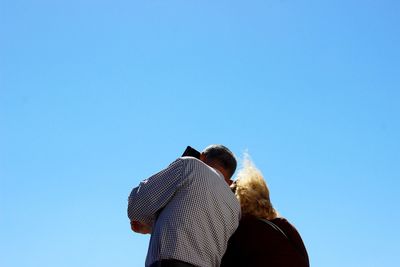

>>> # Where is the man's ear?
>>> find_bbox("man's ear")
[199,153,207,162]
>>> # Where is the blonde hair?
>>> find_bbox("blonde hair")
[233,156,278,220]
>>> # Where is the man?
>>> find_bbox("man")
[127,145,241,267]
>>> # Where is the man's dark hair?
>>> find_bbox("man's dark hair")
[203,145,237,179]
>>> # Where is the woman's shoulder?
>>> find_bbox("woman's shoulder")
[237,216,286,238]
[271,217,302,240]
[271,217,310,265]
[271,217,293,230]
[239,215,269,229]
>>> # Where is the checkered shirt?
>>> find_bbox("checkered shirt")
[128,157,241,267]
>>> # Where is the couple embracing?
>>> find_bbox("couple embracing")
[128,144,309,267]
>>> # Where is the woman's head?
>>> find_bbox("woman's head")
[232,156,278,220]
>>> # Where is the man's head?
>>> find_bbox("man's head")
[200,144,237,182]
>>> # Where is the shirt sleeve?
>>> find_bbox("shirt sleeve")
[127,158,185,225]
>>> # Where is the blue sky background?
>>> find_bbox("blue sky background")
[1,0,399,266]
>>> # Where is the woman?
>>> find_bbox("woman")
[221,158,310,267]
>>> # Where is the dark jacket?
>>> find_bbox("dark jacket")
[221,216,309,267]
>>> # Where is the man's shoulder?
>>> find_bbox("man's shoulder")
[166,157,201,168]
[179,156,225,181]
[179,156,202,163]
[179,156,208,169]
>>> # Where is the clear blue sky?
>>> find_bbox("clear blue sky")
[1,1,399,266]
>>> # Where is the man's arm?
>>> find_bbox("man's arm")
[127,158,185,226]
